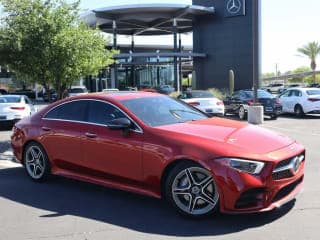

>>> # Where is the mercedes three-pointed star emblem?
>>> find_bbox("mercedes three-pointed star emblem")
[227,0,242,14]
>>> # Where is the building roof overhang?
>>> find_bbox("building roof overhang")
[83,3,215,36]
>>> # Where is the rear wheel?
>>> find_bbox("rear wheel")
[270,114,278,120]
[24,142,50,181]
[238,106,247,120]
[294,105,304,117]
[165,162,219,218]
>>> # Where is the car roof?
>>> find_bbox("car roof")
[285,87,318,91]
[67,91,163,102]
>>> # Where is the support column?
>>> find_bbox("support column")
[173,18,178,91]
[130,35,135,87]
[113,20,118,89]
[179,34,182,91]
[156,50,160,86]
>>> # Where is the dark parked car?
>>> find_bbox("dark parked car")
[43,90,58,102]
[308,83,320,88]
[155,85,175,95]
[11,89,36,99]
[0,89,8,95]
[224,89,282,120]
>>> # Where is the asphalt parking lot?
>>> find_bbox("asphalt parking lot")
[0,114,319,240]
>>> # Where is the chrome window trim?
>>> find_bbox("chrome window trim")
[42,99,143,134]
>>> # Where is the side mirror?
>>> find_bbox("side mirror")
[108,118,132,132]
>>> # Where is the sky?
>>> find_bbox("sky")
[71,0,320,74]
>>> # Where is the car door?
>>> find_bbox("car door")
[81,100,143,181]
[41,100,88,169]
[279,90,291,112]
[292,90,303,110]
[287,90,301,112]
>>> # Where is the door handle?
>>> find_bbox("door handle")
[42,126,51,131]
[85,132,97,138]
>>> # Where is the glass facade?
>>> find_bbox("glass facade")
[116,57,177,90]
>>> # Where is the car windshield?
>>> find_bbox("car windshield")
[306,89,320,95]
[244,90,273,98]
[0,96,21,103]
[180,91,214,99]
[121,96,208,127]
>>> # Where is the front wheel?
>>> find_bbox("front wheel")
[165,162,219,218]
[24,142,51,181]
[238,106,247,120]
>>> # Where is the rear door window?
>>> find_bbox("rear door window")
[44,100,88,122]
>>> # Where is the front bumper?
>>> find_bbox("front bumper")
[208,144,305,213]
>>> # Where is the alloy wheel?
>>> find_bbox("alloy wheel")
[171,167,219,216]
[25,145,46,180]
[239,106,246,120]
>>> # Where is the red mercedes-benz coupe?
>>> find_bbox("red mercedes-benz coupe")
[11,92,305,217]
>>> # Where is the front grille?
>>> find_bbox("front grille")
[235,188,266,209]
[272,153,305,180]
[272,169,293,180]
[275,158,292,169]
[272,176,303,202]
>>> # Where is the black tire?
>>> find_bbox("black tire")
[270,114,278,120]
[165,162,219,218]
[23,142,51,182]
[238,106,247,120]
[294,105,304,118]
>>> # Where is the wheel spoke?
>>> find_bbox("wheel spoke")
[200,192,216,206]
[188,196,198,213]
[30,148,38,159]
[173,186,190,195]
[185,168,196,185]
[199,176,213,189]
[36,151,42,160]
[26,156,35,163]
[33,165,38,177]
[37,164,43,172]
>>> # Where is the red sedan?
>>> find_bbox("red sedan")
[11,92,305,217]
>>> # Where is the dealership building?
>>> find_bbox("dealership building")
[84,0,261,92]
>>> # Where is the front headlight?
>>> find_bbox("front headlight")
[218,158,265,175]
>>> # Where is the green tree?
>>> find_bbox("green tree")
[0,0,114,99]
[297,41,320,83]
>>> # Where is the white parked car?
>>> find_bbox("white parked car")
[0,95,37,124]
[68,86,88,97]
[279,88,320,117]
[266,83,285,93]
[178,90,224,116]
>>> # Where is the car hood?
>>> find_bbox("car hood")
[154,118,294,155]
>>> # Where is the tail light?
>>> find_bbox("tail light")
[10,106,25,110]
[188,102,200,106]
[308,98,320,102]
[216,101,224,106]
[275,98,281,104]
[247,100,254,105]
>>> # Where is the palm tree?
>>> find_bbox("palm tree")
[297,41,320,83]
